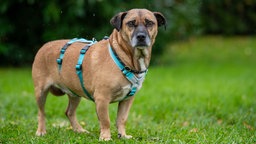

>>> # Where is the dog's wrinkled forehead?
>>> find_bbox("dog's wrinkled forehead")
[124,9,156,22]
[110,9,166,31]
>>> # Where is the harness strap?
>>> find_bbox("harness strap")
[107,45,147,74]
[57,38,96,71]
[75,44,95,101]
[56,38,97,101]
[108,44,147,99]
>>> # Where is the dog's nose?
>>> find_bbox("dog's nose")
[136,33,146,42]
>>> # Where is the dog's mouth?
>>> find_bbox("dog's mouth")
[135,41,149,47]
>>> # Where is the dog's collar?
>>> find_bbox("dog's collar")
[108,44,147,98]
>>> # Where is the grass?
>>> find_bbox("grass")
[0,36,255,143]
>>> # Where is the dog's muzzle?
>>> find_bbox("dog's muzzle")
[131,26,151,48]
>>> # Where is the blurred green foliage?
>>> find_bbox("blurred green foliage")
[0,0,255,66]
[201,0,256,35]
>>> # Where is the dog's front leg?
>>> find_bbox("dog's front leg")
[116,97,134,139]
[95,98,111,141]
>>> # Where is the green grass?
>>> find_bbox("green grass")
[0,36,255,143]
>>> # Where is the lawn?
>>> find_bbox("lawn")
[0,36,255,143]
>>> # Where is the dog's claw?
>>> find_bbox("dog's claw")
[99,137,112,141]
[118,133,133,139]
[36,130,46,136]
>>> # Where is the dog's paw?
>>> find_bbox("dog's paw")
[118,133,133,139]
[99,129,111,141]
[36,130,46,136]
[99,137,112,141]
[123,135,133,139]
[74,128,90,134]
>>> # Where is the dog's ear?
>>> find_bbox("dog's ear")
[153,12,167,30]
[110,12,127,31]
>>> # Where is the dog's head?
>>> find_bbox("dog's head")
[110,9,166,57]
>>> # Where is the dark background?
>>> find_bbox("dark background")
[0,0,255,66]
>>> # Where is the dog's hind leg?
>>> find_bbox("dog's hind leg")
[35,84,49,136]
[66,95,89,133]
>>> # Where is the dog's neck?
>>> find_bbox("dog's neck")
[109,30,151,72]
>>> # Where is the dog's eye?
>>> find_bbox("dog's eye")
[127,20,136,27]
[145,19,155,27]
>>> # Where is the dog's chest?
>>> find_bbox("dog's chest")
[113,80,145,102]
[113,84,132,102]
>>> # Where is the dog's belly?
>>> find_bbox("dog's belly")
[53,84,78,97]
[54,83,132,102]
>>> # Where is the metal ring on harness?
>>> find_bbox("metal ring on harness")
[124,66,132,72]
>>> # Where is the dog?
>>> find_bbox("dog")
[32,8,166,141]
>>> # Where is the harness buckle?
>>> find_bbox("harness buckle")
[92,38,97,43]
[103,36,109,40]
[128,87,137,96]
[80,49,86,54]
[76,64,82,70]
[60,49,66,54]
[56,58,62,64]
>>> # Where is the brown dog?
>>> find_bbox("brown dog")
[32,9,166,141]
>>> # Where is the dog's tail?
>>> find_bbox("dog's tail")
[49,86,65,96]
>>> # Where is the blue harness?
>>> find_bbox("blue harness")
[108,44,147,97]
[56,37,147,102]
